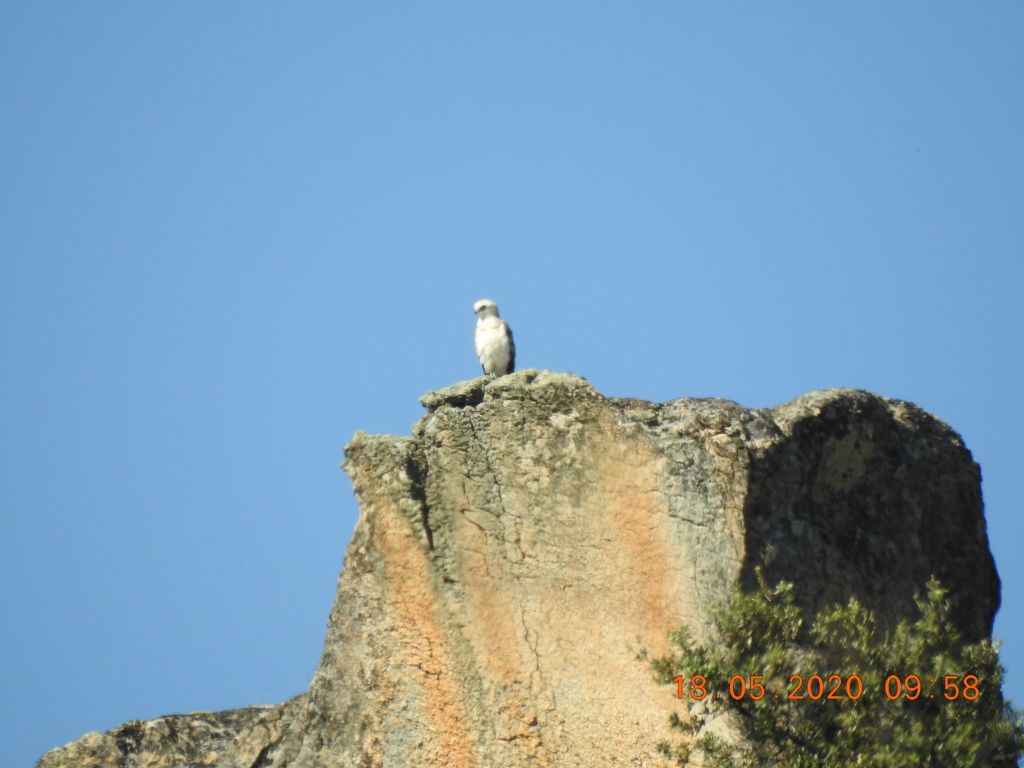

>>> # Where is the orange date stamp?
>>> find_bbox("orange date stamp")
[673,674,981,701]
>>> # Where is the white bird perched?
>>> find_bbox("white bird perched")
[473,299,515,376]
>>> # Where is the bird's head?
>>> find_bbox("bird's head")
[473,299,500,319]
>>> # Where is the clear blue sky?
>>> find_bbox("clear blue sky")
[2,4,1022,765]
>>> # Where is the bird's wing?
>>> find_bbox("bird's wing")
[505,322,515,373]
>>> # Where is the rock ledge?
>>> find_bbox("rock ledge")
[38,374,998,768]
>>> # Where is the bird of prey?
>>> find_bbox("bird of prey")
[473,299,515,376]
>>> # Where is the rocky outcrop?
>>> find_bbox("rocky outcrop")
[37,371,1000,768]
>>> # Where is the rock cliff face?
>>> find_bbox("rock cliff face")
[37,371,1000,768]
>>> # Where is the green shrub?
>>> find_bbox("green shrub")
[648,570,1024,767]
